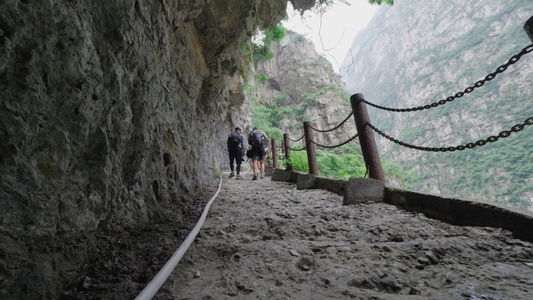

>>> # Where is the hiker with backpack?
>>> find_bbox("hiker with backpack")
[248,127,269,180]
[227,127,245,179]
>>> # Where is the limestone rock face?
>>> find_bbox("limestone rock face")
[0,0,314,297]
[255,31,357,147]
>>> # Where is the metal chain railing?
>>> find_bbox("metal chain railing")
[367,117,533,152]
[288,133,305,142]
[285,112,357,152]
[311,133,359,149]
[360,44,533,112]
[278,30,532,182]
[288,145,306,151]
[285,113,356,152]
[308,112,354,133]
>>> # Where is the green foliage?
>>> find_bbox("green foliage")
[381,158,402,178]
[255,73,267,84]
[243,80,254,96]
[287,148,365,180]
[212,167,222,179]
[286,150,309,172]
[253,44,275,62]
[317,0,394,6]
[399,126,533,210]
[264,24,287,44]
[268,85,347,127]
[272,105,305,125]
[381,157,419,189]
[317,150,367,179]
[251,104,272,131]
[368,0,394,5]
[267,127,284,147]
[293,33,307,43]
[252,23,286,63]
[240,42,254,78]
[302,85,336,109]
[273,93,288,106]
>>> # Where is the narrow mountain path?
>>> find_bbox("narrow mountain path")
[157,172,533,299]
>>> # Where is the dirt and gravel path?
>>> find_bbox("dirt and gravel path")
[62,172,533,299]
[153,172,533,299]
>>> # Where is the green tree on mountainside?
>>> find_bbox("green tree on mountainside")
[317,0,393,6]
[368,0,394,5]
[251,0,393,63]
[244,0,392,66]
[252,24,287,62]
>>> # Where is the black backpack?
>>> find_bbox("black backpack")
[249,130,262,147]
[228,132,241,148]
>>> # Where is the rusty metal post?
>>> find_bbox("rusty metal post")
[271,138,278,168]
[525,16,533,43]
[303,121,318,175]
[350,94,385,182]
[283,133,290,160]
[283,133,292,170]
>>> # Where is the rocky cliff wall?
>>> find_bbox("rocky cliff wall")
[0,0,316,297]
[255,31,357,147]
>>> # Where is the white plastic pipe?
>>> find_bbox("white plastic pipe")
[135,175,223,300]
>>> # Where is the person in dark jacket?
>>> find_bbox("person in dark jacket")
[227,127,245,179]
[248,127,268,180]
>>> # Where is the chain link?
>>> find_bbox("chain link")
[288,146,306,151]
[311,133,359,149]
[361,44,533,112]
[288,133,305,142]
[309,112,354,133]
[367,117,533,152]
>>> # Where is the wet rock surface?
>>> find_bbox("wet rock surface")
[64,174,533,299]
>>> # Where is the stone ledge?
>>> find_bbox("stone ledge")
[271,168,292,181]
[265,166,275,176]
[272,169,346,195]
[315,176,345,196]
[297,173,316,189]
[385,188,533,243]
[343,177,384,205]
[270,168,533,242]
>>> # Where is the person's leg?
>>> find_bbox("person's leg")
[251,147,259,180]
[260,160,265,178]
[252,159,258,180]
[236,150,242,178]
[229,150,236,177]
[259,147,266,178]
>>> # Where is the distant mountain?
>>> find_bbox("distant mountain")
[341,0,533,210]
[252,31,357,148]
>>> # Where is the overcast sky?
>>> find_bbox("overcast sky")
[283,1,378,73]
